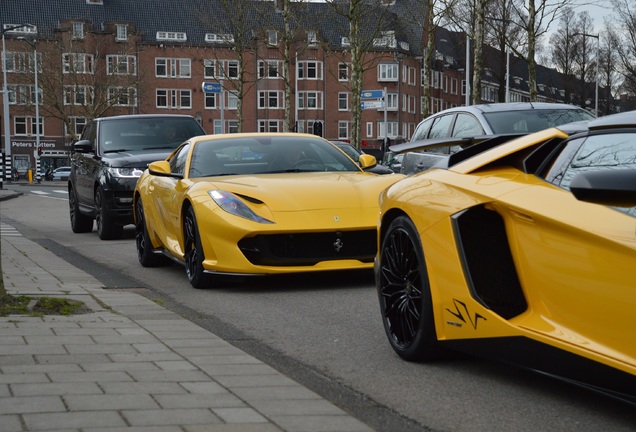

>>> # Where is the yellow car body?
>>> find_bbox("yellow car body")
[134,133,404,287]
[376,118,636,403]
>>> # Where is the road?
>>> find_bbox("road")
[2,183,636,432]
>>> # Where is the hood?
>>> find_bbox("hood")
[195,172,404,212]
[102,150,172,168]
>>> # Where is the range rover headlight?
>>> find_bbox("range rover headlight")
[108,167,145,178]
[208,190,274,224]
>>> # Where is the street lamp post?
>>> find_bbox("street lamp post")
[2,24,34,182]
[18,37,40,183]
[574,32,600,116]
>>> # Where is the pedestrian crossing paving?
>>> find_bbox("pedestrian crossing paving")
[0,223,21,238]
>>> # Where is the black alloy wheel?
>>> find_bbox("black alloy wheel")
[135,199,168,267]
[184,206,209,289]
[95,187,123,240]
[377,216,445,362]
[69,186,93,233]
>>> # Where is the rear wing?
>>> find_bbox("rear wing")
[390,134,525,175]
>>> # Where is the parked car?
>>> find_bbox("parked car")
[51,166,71,181]
[331,141,394,174]
[392,102,595,175]
[69,114,206,240]
[375,111,636,404]
[134,133,405,288]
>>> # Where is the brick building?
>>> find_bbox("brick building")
[1,0,581,178]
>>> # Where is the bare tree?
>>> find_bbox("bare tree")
[610,0,636,98]
[21,34,143,140]
[324,0,393,148]
[598,21,620,114]
[549,7,578,103]
[572,11,597,109]
[193,0,262,133]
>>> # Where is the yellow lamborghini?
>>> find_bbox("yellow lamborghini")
[134,133,404,288]
[375,111,636,404]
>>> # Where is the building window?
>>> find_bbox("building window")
[366,122,373,138]
[378,63,398,81]
[338,92,349,111]
[155,58,191,78]
[341,37,350,47]
[67,117,87,137]
[106,55,137,75]
[156,89,192,109]
[338,121,349,139]
[377,121,398,139]
[72,22,84,39]
[156,31,187,41]
[64,85,93,105]
[268,30,278,46]
[338,63,350,81]
[3,24,37,35]
[298,91,323,110]
[205,33,234,44]
[258,91,284,109]
[5,51,37,73]
[259,120,282,132]
[227,90,238,109]
[297,61,323,80]
[8,84,40,106]
[258,60,284,79]
[461,80,467,95]
[108,87,137,106]
[385,93,398,110]
[205,93,217,109]
[62,53,94,74]
[115,24,128,41]
[307,31,318,47]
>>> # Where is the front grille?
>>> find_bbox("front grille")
[238,230,376,266]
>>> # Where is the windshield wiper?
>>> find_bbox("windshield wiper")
[103,149,130,154]
[143,146,176,150]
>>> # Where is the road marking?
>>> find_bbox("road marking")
[0,223,21,238]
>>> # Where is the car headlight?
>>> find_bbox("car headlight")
[108,167,144,178]
[208,190,274,224]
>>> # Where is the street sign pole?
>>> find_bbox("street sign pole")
[201,82,224,134]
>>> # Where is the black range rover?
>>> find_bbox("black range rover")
[69,114,206,240]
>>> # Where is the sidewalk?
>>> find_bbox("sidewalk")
[0,190,374,432]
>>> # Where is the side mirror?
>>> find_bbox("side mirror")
[73,140,92,153]
[148,161,176,177]
[570,169,636,207]
[359,153,377,169]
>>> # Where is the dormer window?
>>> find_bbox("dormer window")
[3,24,37,34]
[116,24,128,41]
[307,31,317,47]
[86,0,103,4]
[156,31,187,42]
[72,22,85,40]
[268,30,278,46]
[373,31,396,48]
[341,37,350,47]
[205,33,234,44]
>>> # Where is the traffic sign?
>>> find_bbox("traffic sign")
[361,100,384,110]
[201,82,222,94]
[361,89,383,99]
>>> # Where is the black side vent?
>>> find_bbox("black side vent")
[452,206,527,319]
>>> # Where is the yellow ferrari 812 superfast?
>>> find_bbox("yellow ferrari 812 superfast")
[134,133,403,288]
[375,111,636,404]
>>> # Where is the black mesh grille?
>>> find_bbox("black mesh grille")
[238,230,376,266]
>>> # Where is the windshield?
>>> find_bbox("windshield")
[100,117,204,153]
[188,136,361,178]
[483,109,595,134]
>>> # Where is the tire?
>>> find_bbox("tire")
[69,186,93,233]
[184,206,210,289]
[135,199,169,267]
[95,187,123,240]
[377,215,445,362]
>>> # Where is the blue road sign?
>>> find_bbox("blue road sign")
[361,89,383,99]
[201,82,222,94]
[361,100,384,110]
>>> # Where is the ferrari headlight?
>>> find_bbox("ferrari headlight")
[108,167,144,178]
[208,190,274,224]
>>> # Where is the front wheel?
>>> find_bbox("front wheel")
[69,186,93,233]
[95,187,123,240]
[135,199,169,267]
[377,216,445,362]
[184,207,210,289]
